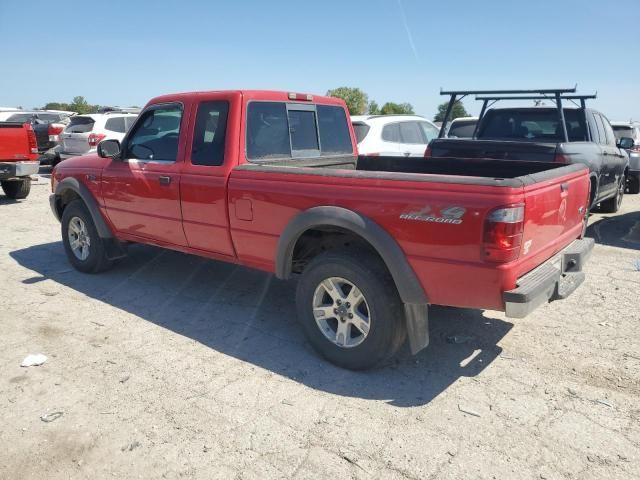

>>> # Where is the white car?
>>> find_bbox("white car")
[446,116,479,138]
[57,111,138,162]
[351,115,440,157]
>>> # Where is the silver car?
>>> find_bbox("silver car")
[611,121,640,193]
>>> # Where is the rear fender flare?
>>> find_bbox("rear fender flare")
[54,177,113,239]
[275,206,428,306]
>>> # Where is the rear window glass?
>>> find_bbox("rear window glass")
[65,116,95,133]
[246,102,353,160]
[419,121,439,142]
[448,120,477,138]
[352,122,370,143]
[478,109,587,142]
[5,113,34,123]
[317,105,351,153]
[105,116,126,133]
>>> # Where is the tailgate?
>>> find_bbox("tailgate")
[519,165,590,263]
[431,139,558,162]
[59,132,90,154]
[0,123,31,161]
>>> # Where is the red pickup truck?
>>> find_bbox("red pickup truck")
[50,90,594,369]
[0,122,40,199]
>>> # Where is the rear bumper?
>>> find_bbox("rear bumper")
[503,238,594,318]
[0,161,40,179]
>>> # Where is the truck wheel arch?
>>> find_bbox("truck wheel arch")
[276,206,428,306]
[53,177,113,239]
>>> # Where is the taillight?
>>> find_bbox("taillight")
[632,145,640,152]
[482,204,525,263]
[88,133,106,147]
[26,124,38,154]
[48,124,64,135]
[554,153,570,163]
[424,145,432,158]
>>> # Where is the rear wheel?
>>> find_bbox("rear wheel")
[295,250,406,370]
[61,200,113,273]
[1,179,31,199]
[598,176,625,213]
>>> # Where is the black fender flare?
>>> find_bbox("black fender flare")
[275,206,428,306]
[53,177,113,239]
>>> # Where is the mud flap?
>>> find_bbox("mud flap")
[404,304,429,354]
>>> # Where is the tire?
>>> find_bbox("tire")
[626,174,640,194]
[1,179,31,199]
[598,176,625,213]
[61,199,113,273]
[295,249,406,370]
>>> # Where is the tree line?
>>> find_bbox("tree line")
[40,96,139,114]
[327,86,469,122]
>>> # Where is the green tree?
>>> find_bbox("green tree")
[326,87,368,115]
[433,101,469,123]
[380,102,414,115]
[43,97,99,114]
[368,100,380,115]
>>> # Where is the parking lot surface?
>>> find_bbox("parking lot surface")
[1,170,639,479]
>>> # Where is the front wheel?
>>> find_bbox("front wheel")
[61,200,113,273]
[295,250,406,370]
[598,176,625,213]
[1,179,31,199]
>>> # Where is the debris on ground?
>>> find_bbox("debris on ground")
[21,354,47,367]
[40,412,63,423]
[593,399,613,408]
[457,404,481,417]
[119,375,130,384]
[121,441,141,452]
[447,335,473,344]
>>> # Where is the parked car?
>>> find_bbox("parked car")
[445,116,478,138]
[56,111,138,164]
[0,121,39,199]
[611,121,640,194]
[428,88,630,213]
[351,115,440,157]
[50,90,594,370]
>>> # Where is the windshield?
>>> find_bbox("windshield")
[478,109,587,142]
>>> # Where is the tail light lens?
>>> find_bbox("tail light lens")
[424,145,432,158]
[88,133,106,147]
[482,204,525,263]
[554,153,570,163]
[26,124,38,154]
[631,145,640,152]
[48,124,64,135]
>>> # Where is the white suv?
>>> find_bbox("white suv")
[351,115,440,157]
[57,111,138,163]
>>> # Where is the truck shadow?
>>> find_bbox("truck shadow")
[10,242,513,407]
[587,211,640,251]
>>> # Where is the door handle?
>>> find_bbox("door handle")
[159,176,171,185]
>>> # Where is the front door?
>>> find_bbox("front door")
[102,103,188,246]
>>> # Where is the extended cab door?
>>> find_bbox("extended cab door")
[101,103,188,246]
[179,93,239,257]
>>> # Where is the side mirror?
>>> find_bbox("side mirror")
[617,136,634,150]
[97,139,121,159]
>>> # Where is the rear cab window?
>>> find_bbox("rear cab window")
[246,101,352,161]
[478,109,587,142]
[191,101,229,166]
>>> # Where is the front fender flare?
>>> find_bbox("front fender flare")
[53,177,113,239]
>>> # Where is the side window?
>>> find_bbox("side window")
[399,122,425,144]
[288,109,319,153]
[600,115,615,146]
[419,121,439,142]
[317,105,352,154]
[104,117,126,133]
[381,123,401,142]
[125,116,138,131]
[126,105,183,161]
[593,114,606,145]
[191,101,229,166]
[247,102,291,160]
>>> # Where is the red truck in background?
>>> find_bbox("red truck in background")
[50,90,594,369]
[0,122,40,199]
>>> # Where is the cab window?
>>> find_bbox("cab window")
[126,105,183,161]
[191,101,229,166]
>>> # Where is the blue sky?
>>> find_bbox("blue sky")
[1,0,638,120]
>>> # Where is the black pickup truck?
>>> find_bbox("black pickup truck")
[428,88,633,213]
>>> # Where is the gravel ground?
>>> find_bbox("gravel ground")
[1,170,639,479]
